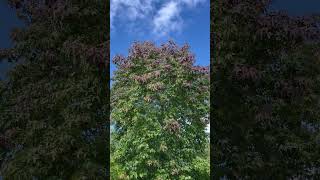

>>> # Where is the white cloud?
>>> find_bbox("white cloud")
[111,0,206,37]
[152,1,182,37]
[111,0,154,30]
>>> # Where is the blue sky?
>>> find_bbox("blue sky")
[268,0,320,16]
[0,1,23,80]
[110,0,210,77]
[110,0,210,133]
[1,0,320,80]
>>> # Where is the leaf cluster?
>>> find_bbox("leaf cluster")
[0,0,109,178]
[111,41,210,179]
[211,0,320,178]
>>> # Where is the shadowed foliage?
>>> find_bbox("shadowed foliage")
[0,0,109,179]
[212,0,320,178]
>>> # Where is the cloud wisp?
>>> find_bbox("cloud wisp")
[153,1,182,37]
[111,0,206,37]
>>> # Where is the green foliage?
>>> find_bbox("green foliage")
[111,41,209,179]
[192,156,209,180]
[0,0,109,178]
[212,0,320,178]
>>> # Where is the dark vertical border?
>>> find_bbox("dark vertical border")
[209,0,214,179]
[106,0,111,179]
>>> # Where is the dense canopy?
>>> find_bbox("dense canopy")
[111,41,210,179]
[0,0,109,178]
[212,0,320,178]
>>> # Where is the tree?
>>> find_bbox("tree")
[111,41,210,179]
[0,0,109,178]
[212,0,320,178]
